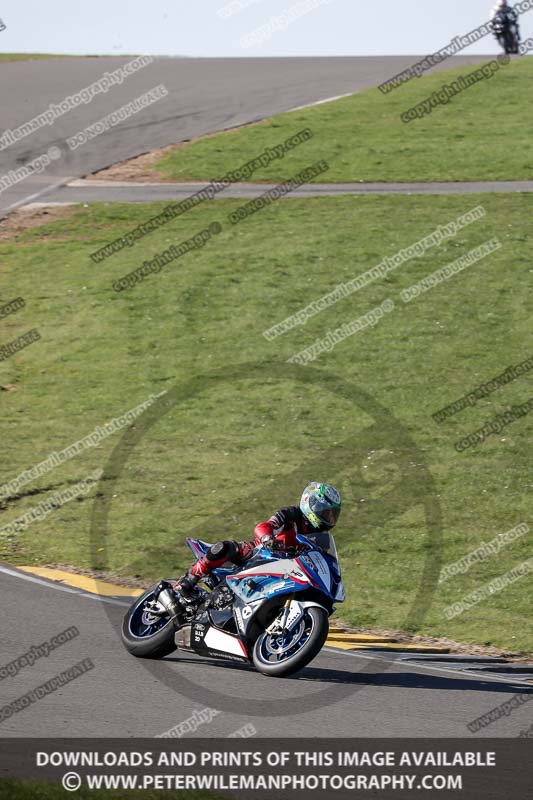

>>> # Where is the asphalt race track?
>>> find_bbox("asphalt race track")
[0,565,531,738]
[0,54,495,214]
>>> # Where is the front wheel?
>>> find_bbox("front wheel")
[504,30,516,54]
[121,585,178,659]
[252,606,328,677]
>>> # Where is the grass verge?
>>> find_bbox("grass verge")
[148,58,533,183]
[0,53,82,62]
[0,194,531,653]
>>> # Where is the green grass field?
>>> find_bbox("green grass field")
[0,192,531,653]
[0,53,81,61]
[0,780,221,800]
[149,58,533,183]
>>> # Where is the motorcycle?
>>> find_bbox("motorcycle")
[492,11,520,54]
[121,531,345,677]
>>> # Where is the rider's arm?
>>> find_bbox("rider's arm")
[254,506,299,547]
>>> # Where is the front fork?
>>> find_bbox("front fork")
[265,595,299,636]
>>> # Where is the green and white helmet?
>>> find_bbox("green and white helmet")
[300,482,341,530]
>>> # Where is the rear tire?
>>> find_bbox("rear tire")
[252,606,328,677]
[121,586,178,659]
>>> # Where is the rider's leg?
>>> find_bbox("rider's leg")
[173,540,254,599]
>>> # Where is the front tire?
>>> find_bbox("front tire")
[252,606,328,677]
[121,585,178,659]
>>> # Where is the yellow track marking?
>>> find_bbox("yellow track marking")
[11,568,451,654]
[327,633,398,643]
[17,566,143,597]
[326,640,450,653]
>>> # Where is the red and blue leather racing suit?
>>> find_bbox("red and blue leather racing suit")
[187,506,319,581]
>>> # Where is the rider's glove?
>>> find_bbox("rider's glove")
[262,535,283,552]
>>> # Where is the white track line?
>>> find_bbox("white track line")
[325,646,533,688]
[66,179,217,188]
[0,176,76,215]
[288,92,354,112]
[24,202,76,209]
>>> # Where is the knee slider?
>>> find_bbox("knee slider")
[207,540,235,561]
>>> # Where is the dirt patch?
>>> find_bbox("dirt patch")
[87,144,185,183]
[87,119,265,183]
[0,204,77,241]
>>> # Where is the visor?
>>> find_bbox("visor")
[309,496,340,528]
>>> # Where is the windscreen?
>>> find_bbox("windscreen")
[302,532,338,560]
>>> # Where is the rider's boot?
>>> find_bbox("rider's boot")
[172,571,202,605]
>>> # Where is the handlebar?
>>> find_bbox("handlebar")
[262,538,310,557]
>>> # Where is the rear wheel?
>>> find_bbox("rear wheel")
[252,606,328,677]
[121,585,178,659]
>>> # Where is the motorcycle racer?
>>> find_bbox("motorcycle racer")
[491,1,520,52]
[173,481,341,602]
[491,1,518,19]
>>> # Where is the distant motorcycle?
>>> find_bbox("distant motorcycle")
[121,531,345,677]
[492,11,520,54]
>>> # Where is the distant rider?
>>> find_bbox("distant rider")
[173,482,342,603]
[491,1,520,50]
[491,0,518,22]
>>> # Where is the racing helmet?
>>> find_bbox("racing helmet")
[300,482,341,530]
